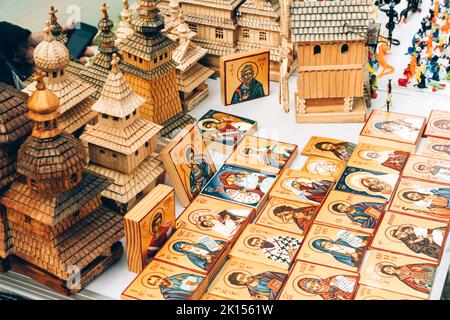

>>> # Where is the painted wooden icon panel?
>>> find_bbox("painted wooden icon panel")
[301,156,346,180]
[270,169,334,205]
[389,178,450,221]
[402,154,450,186]
[226,135,298,175]
[278,261,359,300]
[296,223,371,273]
[420,137,450,161]
[359,250,437,299]
[301,136,356,162]
[220,49,270,106]
[208,257,288,300]
[424,110,450,139]
[347,143,409,174]
[354,285,422,300]
[335,166,399,200]
[314,190,386,235]
[371,211,449,263]
[161,125,216,207]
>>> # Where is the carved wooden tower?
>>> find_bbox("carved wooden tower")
[118,0,182,126]
[0,73,123,295]
[81,55,164,213]
[116,0,135,46]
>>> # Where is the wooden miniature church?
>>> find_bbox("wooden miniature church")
[81,54,164,213]
[79,3,119,100]
[166,12,214,111]
[118,0,195,140]
[290,0,372,123]
[115,0,135,46]
[49,6,68,45]
[0,73,123,295]
[23,22,97,135]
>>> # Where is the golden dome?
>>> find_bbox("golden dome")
[27,71,60,121]
[33,21,70,72]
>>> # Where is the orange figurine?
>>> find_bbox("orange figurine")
[377,42,395,78]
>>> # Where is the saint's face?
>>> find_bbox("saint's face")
[432,144,450,153]
[382,266,397,275]
[404,192,424,201]
[180,243,195,252]
[235,273,253,285]
[242,69,254,87]
[277,210,295,222]
[364,177,381,186]
[320,143,336,151]
[394,230,409,240]
[303,279,326,293]
[226,175,237,184]
[321,241,334,250]
[247,237,265,248]
[366,151,380,159]
[336,203,351,213]
[380,123,394,132]
[416,164,432,173]
[147,276,170,287]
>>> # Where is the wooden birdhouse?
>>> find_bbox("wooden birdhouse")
[0,72,123,295]
[81,55,165,213]
[291,0,372,123]
[23,21,97,134]
[79,3,119,100]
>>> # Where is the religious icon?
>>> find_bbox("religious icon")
[424,110,450,139]
[402,154,450,185]
[301,156,346,180]
[420,137,450,161]
[354,285,422,300]
[302,136,356,162]
[220,49,270,106]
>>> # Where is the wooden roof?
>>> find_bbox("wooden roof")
[58,98,98,134]
[181,0,244,10]
[0,148,18,190]
[183,13,237,29]
[177,64,214,93]
[9,205,123,280]
[91,57,146,118]
[78,64,110,101]
[119,32,177,61]
[160,112,196,139]
[0,83,33,145]
[237,42,280,61]
[291,0,372,43]
[0,171,112,226]
[86,153,164,204]
[238,0,280,19]
[81,120,161,155]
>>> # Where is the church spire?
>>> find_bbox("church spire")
[49,6,68,44]
[96,1,118,69]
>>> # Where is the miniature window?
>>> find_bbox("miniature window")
[60,70,64,76]
[259,31,267,42]
[341,44,349,54]
[126,115,130,120]
[30,179,37,187]
[128,53,132,59]
[159,54,163,61]
[52,71,58,78]
[139,58,143,63]
[113,117,119,122]
[102,114,108,119]
[100,149,106,155]
[44,121,50,129]
[24,216,31,224]
[145,141,150,148]
[71,173,78,183]
[189,23,197,33]
[135,150,139,156]
[133,110,137,116]
[133,55,137,61]
[164,52,168,58]
[313,45,321,55]
[112,153,117,158]
[243,28,250,39]
[153,58,157,64]
[215,27,224,39]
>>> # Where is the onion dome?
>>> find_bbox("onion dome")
[33,21,70,72]
[16,71,87,194]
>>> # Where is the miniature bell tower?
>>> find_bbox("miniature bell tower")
[81,54,164,213]
[116,0,135,46]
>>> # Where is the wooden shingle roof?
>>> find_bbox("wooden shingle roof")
[0,83,33,145]
[291,0,372,43]
[0,148,17,190]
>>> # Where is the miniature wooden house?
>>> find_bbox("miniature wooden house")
[178,0,244,73]
[290,0,372,123]
[167,13,215,111]
[79,3,119,100]
[0,74,123,295]
[81,55,164,213]
[115,0,135,46]
[23,22,97,134]
[119,0,195,140]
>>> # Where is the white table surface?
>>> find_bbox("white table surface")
[1,0,449,300]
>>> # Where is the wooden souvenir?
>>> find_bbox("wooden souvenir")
[200,164,277,213]
[124,184,176,273]
[0,73,123,296]
[314,190,386,235]
[290,0,372,123]
[229,223,303,270]
[420,137,450,161]
[49,6,68,45]
[424,110,450,139]
[81,55,164,212]
[78,3,119,101]
[166,12,215,112]
[301,136,356,162]
[220,49,270,106]
[359,110,427,153]
[348,143,409,175]
[161,124,216,207]
[255,196,318,236]
[23,21,97,134]
[200,293,230,300]
[389,178,450,221]
[335,166,399,201]
[402,154,450,186]
[115,0,134,46]
[226,136,297,175]
[121,260,207,300]
[360,250,437,299]
[301,156,346,181]
[278,261,359,300]
[154,227,229,278]
[270,169,334,205]
[176,195,255,241]
[354,285,422,300]
[296,223,371,273]
[371,211,449,263]
[207,257,288,300]
[196,109,257,155]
